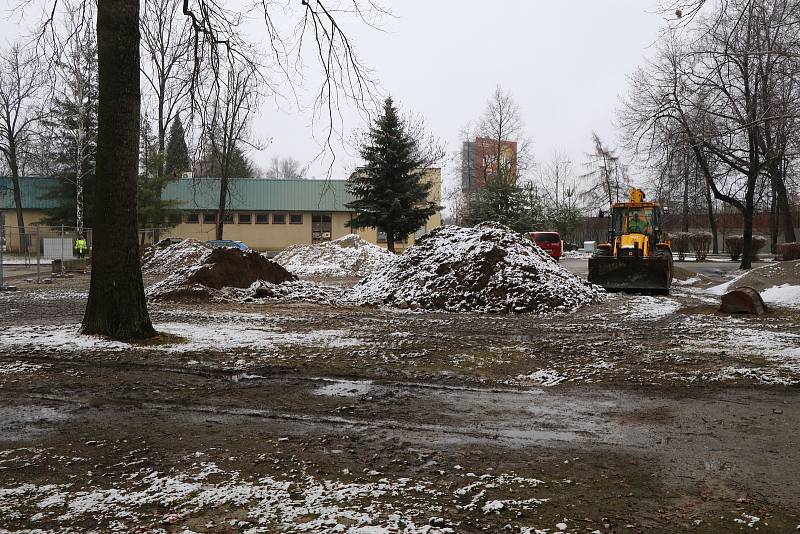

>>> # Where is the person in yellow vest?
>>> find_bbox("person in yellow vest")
[75,235,88,259]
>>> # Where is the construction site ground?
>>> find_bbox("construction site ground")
[0,258,798,533]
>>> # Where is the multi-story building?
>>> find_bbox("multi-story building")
[461,137,518,191]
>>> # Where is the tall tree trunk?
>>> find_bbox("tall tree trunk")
[8,154,28,255]
[682,166,690,233]
[704,179,718,254]
[769,183,779,254]
[216,175,227,240]
[386,231,395,254]
[771,171,797,244]
[82,0,155,339]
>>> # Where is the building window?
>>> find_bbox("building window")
[289,213,303,225]
[312,214,332,243]
[238,213,252,224]
[272,213,286,224]
[255,213,269,224]
[186,213,199,224]
[169,213,182,225]
[222,213,234,223]
[203,213,216,224]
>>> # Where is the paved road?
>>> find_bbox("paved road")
[560,256,750,280]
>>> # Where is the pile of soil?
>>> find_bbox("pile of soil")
[346,222,604,313]
[141,239,211,275]
[274,234,396,278]
[723,259,800,293]
[148,248,296,301]
[222,280,345,305]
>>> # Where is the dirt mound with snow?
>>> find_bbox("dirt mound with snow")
[148,247,296,301]
[346,222,604,313]
[273,234,396,278]
[708,260,800,307]
[141,239,211,275]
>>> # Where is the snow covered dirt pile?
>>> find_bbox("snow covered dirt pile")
[708,259,800,308]
[148,247,296,301]
[347,222,604,313]
[273,234,396,277]
[141,238,211,274]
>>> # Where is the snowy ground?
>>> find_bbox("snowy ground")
[1,265,800,532]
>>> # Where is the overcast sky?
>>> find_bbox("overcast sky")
[2,1,670,198]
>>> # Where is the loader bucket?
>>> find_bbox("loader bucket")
[719,286,767,315]
[588,255,672,294]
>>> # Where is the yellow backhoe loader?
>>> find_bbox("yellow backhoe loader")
[588,188,673,293]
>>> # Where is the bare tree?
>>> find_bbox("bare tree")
[264,156,307,179]
[197,58,262,240]
[581,132,629,211]
[140,0,192,177]
[0,44,45,254]
[460,86,532,190]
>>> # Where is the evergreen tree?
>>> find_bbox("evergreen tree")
[463,179,544,234]
[346,97,440,252]
[194,141,255,178]
[164,115,191,177]
[138,117,181,232]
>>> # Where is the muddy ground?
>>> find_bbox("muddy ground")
[0,260,798,533]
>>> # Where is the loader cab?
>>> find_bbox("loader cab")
[610,206,662,243]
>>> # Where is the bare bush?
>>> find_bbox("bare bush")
[672,232,692,261]
[691,232,712,261]
[778,242,800,261]
[725,235,744,261]
[751,235,767,260]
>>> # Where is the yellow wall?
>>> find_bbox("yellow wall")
[1,210,54,253]
[3,168,443,254]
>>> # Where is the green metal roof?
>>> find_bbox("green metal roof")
[163,177,356,212]
[1,176,356,212]
[0,177,62,210]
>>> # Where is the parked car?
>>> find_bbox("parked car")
[206,240,249,251]
[529,231,563,261]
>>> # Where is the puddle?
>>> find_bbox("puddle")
[0,404,71,442]
[313,379,374,397]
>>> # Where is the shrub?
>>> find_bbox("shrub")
[778,242,800,261]
[725,235,743,261]
[672,232,692,261]
[690,232,713,261]
[751,235,767,259]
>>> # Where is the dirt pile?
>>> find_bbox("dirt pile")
[709,259,800,307]
[141,239,211,275]
[223,280,345,305]
[273,234,396,278]
[148,248,296,301]
[346,222,604,313]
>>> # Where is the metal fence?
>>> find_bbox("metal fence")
[0,224,95,286]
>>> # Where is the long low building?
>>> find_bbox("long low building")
[1,171,442,253]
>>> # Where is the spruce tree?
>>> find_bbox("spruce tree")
[138,118,181,233]
[164,115,191,177]
[346,97,440,252]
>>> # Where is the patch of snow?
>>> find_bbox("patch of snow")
[141,239,211,275]
[760,284,800,308]
[0,361,46,374]
[273,234,396,278]
[621,296,681,320]
[0,322,361,354]
[516,369,567,387]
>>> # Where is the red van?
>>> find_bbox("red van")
[529,231,563,261]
